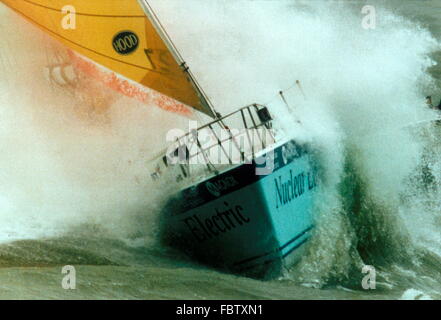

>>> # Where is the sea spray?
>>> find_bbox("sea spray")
[0,0,440,297]
[274,2,441,289]
[150,0,441,289]
[0,4,190,244]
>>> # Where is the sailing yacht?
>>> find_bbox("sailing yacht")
[1,0,319,279]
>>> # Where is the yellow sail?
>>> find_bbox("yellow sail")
[0,0,214,117]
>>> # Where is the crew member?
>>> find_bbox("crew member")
[426,96,441,110]
[426,96,433,108]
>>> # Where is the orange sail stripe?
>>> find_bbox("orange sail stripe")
[68,51,193,117]
[0,0,211,116]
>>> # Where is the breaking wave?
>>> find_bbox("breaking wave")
[0,0,441,299]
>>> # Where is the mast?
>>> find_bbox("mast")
[137,0,219,119]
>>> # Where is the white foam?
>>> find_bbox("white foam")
[400,288,433,300]
[0,2,441,287]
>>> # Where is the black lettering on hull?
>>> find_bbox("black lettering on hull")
[182,202,251,243]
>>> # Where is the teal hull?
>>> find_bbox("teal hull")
[161,139,318,279]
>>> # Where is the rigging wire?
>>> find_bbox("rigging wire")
[140,0,218,119]
[263,80,303,106]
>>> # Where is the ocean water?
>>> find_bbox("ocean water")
[0,0,441,300]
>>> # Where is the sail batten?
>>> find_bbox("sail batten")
[0,0,215,116]
[19,0,146,17]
